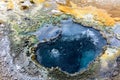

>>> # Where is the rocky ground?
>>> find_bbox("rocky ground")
[0,0,120,80]
[0,29,48,80]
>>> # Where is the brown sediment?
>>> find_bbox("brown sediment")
[57,1,116,26]
[71,0,120,18]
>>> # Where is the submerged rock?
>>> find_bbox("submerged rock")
[34,24,62,42]
[34,19,107,74]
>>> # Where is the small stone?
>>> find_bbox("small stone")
[112,70,119,77]
[0,24,5,27]
[116,33,120,40]
[14,77,18,80]
[117,57,120,62]
[19,68,25,73]
[48,77,51,80]
[116,57,120,65]
[1,50,7,57]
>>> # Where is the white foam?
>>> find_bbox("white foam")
[50,48,60,58]
[82,29,99,45]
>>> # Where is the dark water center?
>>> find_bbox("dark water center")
[35,19,107,74]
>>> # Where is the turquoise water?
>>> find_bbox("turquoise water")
[35,19,107,74]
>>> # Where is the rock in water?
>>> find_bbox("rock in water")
[34,24,62,42]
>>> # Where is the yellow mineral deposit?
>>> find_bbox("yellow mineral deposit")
[114,17,120,22]
[1,0,119,26]
[32,0,45,4]
[0,0,45,11]
[57,1,116,26]
[6,0,14,10]
[44,2,51,8]
[100,48,120,69]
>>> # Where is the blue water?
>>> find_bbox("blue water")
[35,19,107,74]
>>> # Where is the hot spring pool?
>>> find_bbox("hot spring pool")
[35,19,107,74]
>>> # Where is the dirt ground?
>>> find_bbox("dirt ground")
[72,0,120,18]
